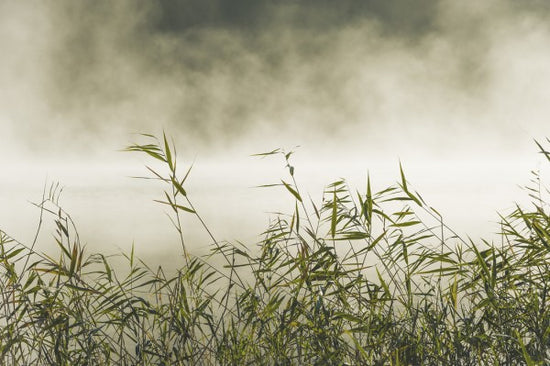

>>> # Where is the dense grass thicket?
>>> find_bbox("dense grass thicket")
[2,135,550,365]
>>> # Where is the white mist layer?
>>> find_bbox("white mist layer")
[1,1,550,267]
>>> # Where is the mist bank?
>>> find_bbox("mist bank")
[1,0,549,155]
[1,1,550,266]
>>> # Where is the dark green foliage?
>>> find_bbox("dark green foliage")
[1,135,550,364]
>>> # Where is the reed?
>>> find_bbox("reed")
[1,134,550,365]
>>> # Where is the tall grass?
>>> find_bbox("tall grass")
[1,134,550,365]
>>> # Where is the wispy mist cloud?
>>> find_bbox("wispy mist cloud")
[1,0,549,159]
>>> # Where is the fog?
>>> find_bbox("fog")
[1,1,550,267]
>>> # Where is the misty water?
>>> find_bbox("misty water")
[0,149,539,271]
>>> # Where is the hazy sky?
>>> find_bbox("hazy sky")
[2,1,550,266]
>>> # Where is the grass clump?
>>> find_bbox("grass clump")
[1,134,550,365]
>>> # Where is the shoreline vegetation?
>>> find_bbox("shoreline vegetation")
[1,134,550,365]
